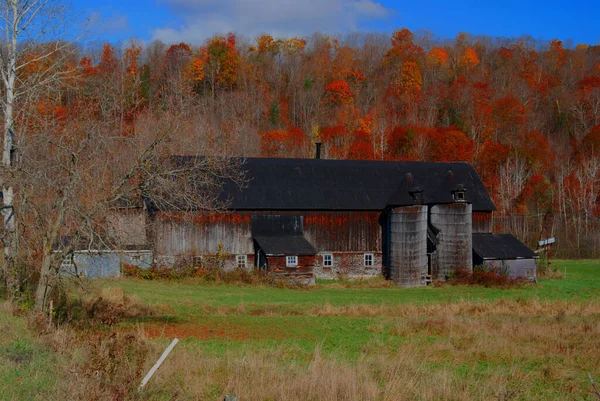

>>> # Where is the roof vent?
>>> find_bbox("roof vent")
[452,184,467,203]
[409,186,424,203]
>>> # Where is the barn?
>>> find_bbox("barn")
[124,156,536,286]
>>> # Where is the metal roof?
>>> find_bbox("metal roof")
[216,158,496,212]
[472,233,538,260]
[254,235,317,256]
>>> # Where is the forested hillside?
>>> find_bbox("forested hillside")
[16,29,600,256]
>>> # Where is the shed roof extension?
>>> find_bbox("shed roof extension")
[472,233,538,260]
[217,158,496,212]
[251,215,316,256]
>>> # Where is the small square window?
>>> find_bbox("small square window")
[323,254,333,267]
[364,253,374,267]
[286,255,298,267]
[236,255,247,269]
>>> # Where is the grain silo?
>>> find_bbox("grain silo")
[388,205,428,286]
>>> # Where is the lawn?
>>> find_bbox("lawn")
[0,303,60,400]
[1,259,600,400]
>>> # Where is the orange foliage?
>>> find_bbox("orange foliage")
[384,28,424,64]
[461,47,480,68]
[400,61,423,95]
[324,80,354,105]
[98,43,118,73]
[427,47,448,66]
[124,43,142,76]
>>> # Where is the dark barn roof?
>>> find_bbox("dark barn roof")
[473,234,538,260]
[219,158,496,212]
[251,215,316,256]
[254,235,316,256]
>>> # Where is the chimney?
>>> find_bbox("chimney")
[315,142,322,159]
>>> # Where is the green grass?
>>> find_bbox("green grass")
[101,260,600,359]
[107,259,600,313]
[0,306,59,400]
[2,260,599,400]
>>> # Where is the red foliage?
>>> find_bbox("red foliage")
[260,127,307,157]
[492,96,527,136]
[427,128,475,162]
[581,125,600,157]
[347,130,375,160]
[324,80,353,105]
[475,140,511,194]
[518,131,554,174]
[520,173,553,212]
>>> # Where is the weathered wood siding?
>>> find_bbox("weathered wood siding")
[154,210,383,272]
[302,211,381,252]
[107,210,147,247]
[388,205,428,287]
[154,212,254,257]
[430,204,473,280]
[472,211,493,233]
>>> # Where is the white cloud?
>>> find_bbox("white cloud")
[153,0,392,44]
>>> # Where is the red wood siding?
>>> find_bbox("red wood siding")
[472,212,493,233]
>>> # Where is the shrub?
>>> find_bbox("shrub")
[441,266,526,288]
[52,286,157,328]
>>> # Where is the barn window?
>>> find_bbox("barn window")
[323,254,333,267]
[286,255,298,267]
[193,255,203,267]
[364,253,374,267]
[236,255,247,269]
[60,254,74,269]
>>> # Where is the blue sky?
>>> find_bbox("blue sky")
[72,0,600,47]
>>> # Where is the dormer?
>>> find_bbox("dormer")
[452,184,467,203]
[409,186,424,203]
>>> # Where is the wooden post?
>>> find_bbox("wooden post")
[139,338,179,391]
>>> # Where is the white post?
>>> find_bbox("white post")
[139,338,179,391]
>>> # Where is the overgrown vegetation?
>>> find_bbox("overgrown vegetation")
[440,265,527,288]
[123,264,307,288]
[1,260,600,400]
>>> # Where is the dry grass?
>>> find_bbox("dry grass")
[135,299,600,400]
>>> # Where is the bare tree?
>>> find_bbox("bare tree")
[25,108,245,310]
[0,0,80,299]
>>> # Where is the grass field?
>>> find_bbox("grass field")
[2,259,600,400]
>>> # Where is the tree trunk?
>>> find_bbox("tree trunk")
[34,243,56,311]
[2,1,18,299]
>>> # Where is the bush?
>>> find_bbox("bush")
[441,266,526,288]
[52,286,157,328]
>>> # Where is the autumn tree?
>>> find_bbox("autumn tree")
[0,0,80,300]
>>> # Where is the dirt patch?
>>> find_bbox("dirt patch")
[142,321,285,341]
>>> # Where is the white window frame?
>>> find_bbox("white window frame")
[364,253,374,267]
[236,255,248,269]
[323,253,333,267]
[286,255,298,267]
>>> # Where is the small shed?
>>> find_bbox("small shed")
[251,215,317,284]
[472,233,538,281]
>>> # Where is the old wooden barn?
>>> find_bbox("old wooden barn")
[102,156,537,286]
